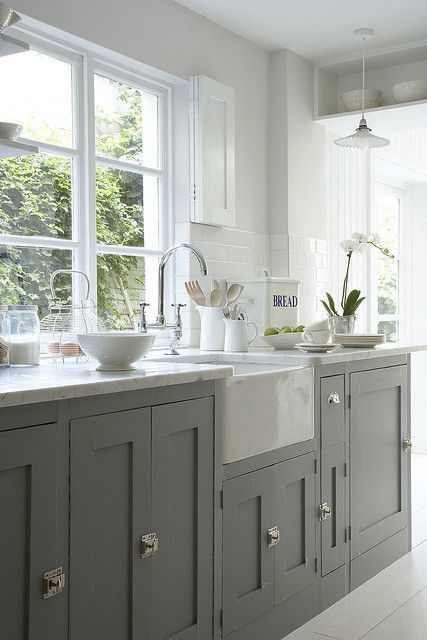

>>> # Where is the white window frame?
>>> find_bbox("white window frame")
[0,25,173,320]
[369,179,411,341]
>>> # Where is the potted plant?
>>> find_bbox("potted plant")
[322,233,394,334]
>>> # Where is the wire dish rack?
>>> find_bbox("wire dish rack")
[40,269,104,361]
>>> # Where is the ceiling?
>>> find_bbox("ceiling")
[173,0,427,62]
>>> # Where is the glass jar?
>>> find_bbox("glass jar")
[0,305,9,367]
[328,314,356,335]
[8,305,40,366]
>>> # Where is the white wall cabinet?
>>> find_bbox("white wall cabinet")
[190,75,235,227]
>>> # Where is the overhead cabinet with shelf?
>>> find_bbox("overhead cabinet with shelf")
[190,75,236,227]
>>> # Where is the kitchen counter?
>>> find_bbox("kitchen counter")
[0,359,234,408]
[148,342,427,366]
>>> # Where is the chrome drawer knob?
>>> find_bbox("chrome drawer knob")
[318,502,332,521]
[328,392,340,405]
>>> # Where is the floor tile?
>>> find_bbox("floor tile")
[362,586,427,639]
[411,479,427,514]
[284,629,341,640]
[302,548,427,640]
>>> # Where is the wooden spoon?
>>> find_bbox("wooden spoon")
[210,288,224,307]
[225,283,244,308]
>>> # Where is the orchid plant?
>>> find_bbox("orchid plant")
[322,232,395,318]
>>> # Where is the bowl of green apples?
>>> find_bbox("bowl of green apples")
[261,325,305,350]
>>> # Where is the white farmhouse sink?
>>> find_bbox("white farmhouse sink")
[217,362,313,463]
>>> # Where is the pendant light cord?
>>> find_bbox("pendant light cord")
[361,36,365,118]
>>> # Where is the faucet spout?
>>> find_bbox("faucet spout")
[153,243,208,327]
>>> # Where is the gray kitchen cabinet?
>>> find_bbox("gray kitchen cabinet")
[151,397,214,640]
[222,452,317,636]
[222,466,275,636]
[70,396,215,640]
[0,422,67,640]
[321,443,347,577]
[349,365,409,561]
[275,452,317,604]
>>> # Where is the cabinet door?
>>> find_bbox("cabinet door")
[321,443,347,576]
[222,466,275,636]
[321,375,345,448]
[151,398,214,640]
[0,423,66,640]
[190,75,236,227]
[70,408,151,640]
[275,452,317,605]
[350,366,409,559]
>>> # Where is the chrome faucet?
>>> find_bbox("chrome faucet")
[139,243,208,353]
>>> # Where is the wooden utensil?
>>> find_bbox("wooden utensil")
[210,288,224,307]
[185,281,205,306]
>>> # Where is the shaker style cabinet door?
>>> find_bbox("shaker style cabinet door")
[350,366,409,559]
[151,398,214,640]
[321,443,347,577]
[0,423,67,640]
[274,452,317,605]
[190,75,236,227]
[70,408,151,640]
[222,466,275,636]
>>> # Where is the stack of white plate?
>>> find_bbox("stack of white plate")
[332,333,386,348]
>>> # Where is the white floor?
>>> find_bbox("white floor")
[412,453,427,548]
[285,539,427,640]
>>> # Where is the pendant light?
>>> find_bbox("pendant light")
[335,29,390,150]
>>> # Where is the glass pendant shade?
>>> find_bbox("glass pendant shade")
[335,117,390,150]
[334,30,390,150]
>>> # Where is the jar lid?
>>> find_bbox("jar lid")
[7,304,38,311]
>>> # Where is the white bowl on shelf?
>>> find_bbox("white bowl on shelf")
[261,332,303,350]
[392,80,427,103]
[77,332,155,371]
[341,89,382,112]
[0,122,22,140]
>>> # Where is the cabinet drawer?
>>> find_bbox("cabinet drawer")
[321,375,345,448]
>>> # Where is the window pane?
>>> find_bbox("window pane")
[0,154,72,239]
[0,49,73,147]
[96,165,159,248]
[378,320,398,343]
[95,74,159,168]
[377,255,398,315]
[97,254,158,330]
[0,245,72,318]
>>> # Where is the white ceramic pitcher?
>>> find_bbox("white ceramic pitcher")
[223,318,258,353]
[197,306,225,351]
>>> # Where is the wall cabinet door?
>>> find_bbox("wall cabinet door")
[275,452,317,604]
[0,423,66,640]
[321,443,347,577]
[70,408,151,640]
[222,467,275,636]
[151,398,214,640]
[350,366,409,559]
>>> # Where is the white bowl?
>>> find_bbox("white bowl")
[341,89,382,112]
[0,122,22,140]
[392,80,427,103]
[77,332,155,371]
[261,332,303,350]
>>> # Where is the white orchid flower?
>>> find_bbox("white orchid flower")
[352,232,369,243]
[371,233,381,244]
[340,239,360,253]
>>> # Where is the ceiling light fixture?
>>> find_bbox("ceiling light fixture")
[334,28,390,150]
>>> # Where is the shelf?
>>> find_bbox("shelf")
[315,99,427,135]
[0,138,39,158]
[0,33,29,57]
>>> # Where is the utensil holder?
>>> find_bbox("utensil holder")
[196,306,225,351]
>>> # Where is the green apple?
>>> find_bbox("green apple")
[264,327,280,336]
[280,326,293,333]
[293,325,305,333]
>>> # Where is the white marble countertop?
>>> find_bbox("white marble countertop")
[0,359,234,409]
[147,343,427,366]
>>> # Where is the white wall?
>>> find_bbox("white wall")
[15,0,270,235]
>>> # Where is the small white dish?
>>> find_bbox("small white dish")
[296,343,338,353]
[77,332,155,370]
[392,80,427,104]
[261,333,302,350]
